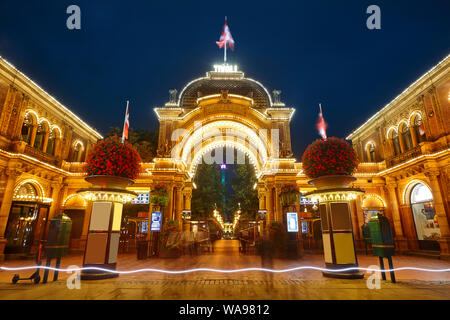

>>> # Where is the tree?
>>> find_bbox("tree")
[229,162,259,220]
[191,162,225,220]
[105,127,158,162]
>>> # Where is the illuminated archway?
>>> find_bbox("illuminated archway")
[170,119,271,177]
[187,139,262,177]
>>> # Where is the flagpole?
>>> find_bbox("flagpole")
[121,100,129,144]
[224,16,227,63]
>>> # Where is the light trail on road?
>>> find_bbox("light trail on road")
[1,265,450,275]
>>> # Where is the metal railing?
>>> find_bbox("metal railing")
[385,145,422,168]
[24,145,57,165]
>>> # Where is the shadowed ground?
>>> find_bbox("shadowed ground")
[1,240,449,300]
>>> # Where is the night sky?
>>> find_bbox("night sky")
[0,1,449,158]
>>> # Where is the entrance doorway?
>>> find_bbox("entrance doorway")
[4,182,50,255]
[4,203,50,254]
[410,183,441,251]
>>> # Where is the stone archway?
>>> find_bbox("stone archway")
[150,66,299,230]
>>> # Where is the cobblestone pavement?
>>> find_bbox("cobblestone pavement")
[1,240,449,299]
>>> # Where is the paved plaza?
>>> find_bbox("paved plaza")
[0,240,449,300]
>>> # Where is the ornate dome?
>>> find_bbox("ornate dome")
[177,69,273,109]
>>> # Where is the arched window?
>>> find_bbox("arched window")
[391,130,401,156]
[401,123,413,151]
[365,142,376,162]
[21,114,33,143]
[46,130,56,155]
[410,183,441,250]
[71,141,84,162]
[368,143,376,162]
[33,123,46,150]
[413,115,427,143]
[15,182,38,199]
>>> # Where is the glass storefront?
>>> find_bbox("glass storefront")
[410,183,441,251]
[4,203,49,254]
[4,182,50,254]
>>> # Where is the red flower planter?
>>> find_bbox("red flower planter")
[302,137,358,179]
[85,136,142,181]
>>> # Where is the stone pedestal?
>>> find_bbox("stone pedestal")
[306,175,364,279]
[77,175,137,280]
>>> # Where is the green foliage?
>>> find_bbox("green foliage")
[150,183,169,207]
[150,195,168,207]
[105,127,158,162]
[191,162,225,220]
[229,162,258,220]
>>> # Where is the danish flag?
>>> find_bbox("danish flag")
[317,103,327,140]
[121,101,129,143]
[418,123,425,136]
[216,17,235,51]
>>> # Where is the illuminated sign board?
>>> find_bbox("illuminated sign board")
[301,221,308,234]
[150,212,162,231]
[287,212,299,232]
[141,221,148,234]
[213,64,238,72]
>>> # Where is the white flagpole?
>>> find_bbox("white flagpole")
[121,100,129,144]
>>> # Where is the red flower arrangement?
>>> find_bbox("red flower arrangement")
[279,184,298,206]
[160,219,179,249]
[152,183,169,195]
[85,136,142,180]
[301,137,358,179]
[150,183,169,206]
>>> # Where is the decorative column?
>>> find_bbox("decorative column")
[48,181,63,221]
[182,188,192,231]
[385,181,408,251]
[425,170,450,259]
[175,186,183,231]
[54,137,62,158]
[275,186,282,222]
[77,176,137,279]
[0,167,20,258]
[410,125,418,147]
[29,124,38,147]
[258,188,266,211]
[42,130,50,153]
[265,185,274,227]
[0,85,18,136]
[84,142,92,162]
[398,133,406,153]
[167,185,175,220]
[386,138,395,158]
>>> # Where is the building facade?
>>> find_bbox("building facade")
[0,53,448,260]
[347,54,450,258]
[0,57,102,258]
